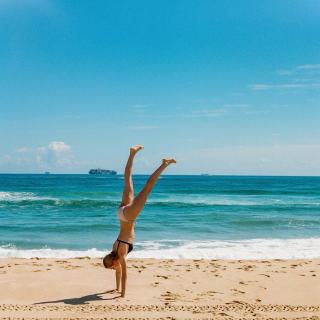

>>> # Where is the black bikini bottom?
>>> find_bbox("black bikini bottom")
[117,238,133,254]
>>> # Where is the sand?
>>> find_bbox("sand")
[0,258,319,319]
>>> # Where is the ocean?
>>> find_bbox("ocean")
[0,174,319,259]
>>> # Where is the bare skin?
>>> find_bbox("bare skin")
[110,145,176,297]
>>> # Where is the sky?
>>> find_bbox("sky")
[0,0,319,175]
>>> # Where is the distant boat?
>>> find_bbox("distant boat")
[88,169,117,175]
[200,173,210,176]
[44,172,50,175]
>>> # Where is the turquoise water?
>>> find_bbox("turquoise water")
[0,174,319,259]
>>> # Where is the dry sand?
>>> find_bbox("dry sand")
[0,258,319,319]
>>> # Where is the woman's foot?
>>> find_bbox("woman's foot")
[130,145,144,155]
[162,158,177,166]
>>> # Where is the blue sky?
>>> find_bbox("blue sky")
[0,0,319,175]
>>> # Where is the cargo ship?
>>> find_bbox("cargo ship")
[88,169,117,175]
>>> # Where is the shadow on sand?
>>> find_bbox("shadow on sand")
[34,290,121,305]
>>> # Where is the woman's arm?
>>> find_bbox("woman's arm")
[115,264,121,291]
[119,256,127,297]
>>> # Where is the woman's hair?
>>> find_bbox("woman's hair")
[103,251,117,268]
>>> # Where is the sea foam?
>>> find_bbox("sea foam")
[1,238,320,259]
[0,192,55,202]
[1,191,319,208]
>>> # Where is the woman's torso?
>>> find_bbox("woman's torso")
[117,220,135,243]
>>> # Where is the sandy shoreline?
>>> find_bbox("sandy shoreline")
[0,257,319,319]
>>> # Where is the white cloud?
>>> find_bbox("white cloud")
[297,64,320,70]
[36,141,74,169]
[249,83,320,91]
[131,104,153,114]
[0,141,76,172]
[253,63,320,91]
[276,64,320,75]
[48,141,71,152]
[276,69,295,76]
[185,108,228,118]
[184,104,266,117]
[15,147,29,153]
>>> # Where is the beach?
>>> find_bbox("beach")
[2,0,320,317]
[0,257,319,319]
[1,175,320,318]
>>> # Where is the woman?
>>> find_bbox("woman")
[103,145,176,297]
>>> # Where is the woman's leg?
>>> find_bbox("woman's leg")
[119,145,143,207]
[123,159,176,220]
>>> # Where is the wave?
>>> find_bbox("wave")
[131,238,320,259]
[1,192,320,209]
[174,189,320,196]
[0,245,104,259]
[0,192,119,208]
[230,219,320,227]
[1,238,320,259]
[147,198,320,208]
[0,192,54,202]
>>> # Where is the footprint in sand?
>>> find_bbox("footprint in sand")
[32,263,42,267]
[161,291,180,302]
[55,260,68,264]
[156,275,169,279]
[201,291,216,297]
[64,265,81,270]
[231,288,245,294]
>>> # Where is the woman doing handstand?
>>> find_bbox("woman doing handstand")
[103,145,176,297]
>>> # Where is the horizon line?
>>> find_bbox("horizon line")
[0,173,320,177]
